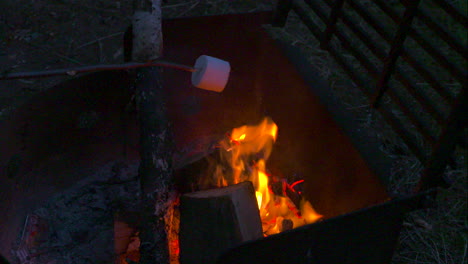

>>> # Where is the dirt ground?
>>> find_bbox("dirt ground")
[0,0,132,118]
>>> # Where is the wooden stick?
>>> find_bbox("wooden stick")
[0,61,195,80]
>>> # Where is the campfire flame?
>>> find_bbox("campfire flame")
[208,117,322,235]
[118,117,322,264]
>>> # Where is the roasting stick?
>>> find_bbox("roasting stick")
[1,55,231,93]
[0,60,196,81]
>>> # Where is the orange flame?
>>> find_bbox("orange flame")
[209,117,322,235]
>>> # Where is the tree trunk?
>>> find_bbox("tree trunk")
[132,1,172,263]
[132,0,163,62]
[135,67,174,264]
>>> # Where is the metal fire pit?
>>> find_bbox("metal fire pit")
[0,11,437,264]
[162,12,430,263]
[218,190,434,264]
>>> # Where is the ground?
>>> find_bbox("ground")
[0,1,466,264]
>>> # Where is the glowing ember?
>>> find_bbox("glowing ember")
[208,117,322,235]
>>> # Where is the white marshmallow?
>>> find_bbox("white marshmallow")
[191,55,231,92]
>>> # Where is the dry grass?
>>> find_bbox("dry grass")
[393,166,467,264]
[1,0,466,263]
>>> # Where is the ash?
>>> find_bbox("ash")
[14,161,140,264]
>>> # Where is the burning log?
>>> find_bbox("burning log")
[179,181,263,264]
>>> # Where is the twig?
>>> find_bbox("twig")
[78,3,120,14]
[51,50,84,65]
[177,1,200,17]
[76,32,124,50]
[0,60,196,80]
[67,39,75,56]
[346,103,371,110]
[162,1,195,9]
[98,39,104,63]
[27,42,84,65]
[20,214,30,242]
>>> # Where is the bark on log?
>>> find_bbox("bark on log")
[135,66,174,264]
[132,1,171,263]
[179,181,263,264]
[132,0,163,62]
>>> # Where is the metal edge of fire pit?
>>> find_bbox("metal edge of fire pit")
[217,189,435,264]
[271,39,394,189]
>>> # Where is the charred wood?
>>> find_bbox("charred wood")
[179,181,263,264]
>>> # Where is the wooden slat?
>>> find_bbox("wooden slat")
[345,0,455,104]
[291,0,323,40]
[332,26,379,77]
[416,5,468,60]
[320,0,346,49]
[322,2,385,60]
[431,0,468,28]
[313,0,440,141]
[400,47,456,103]
[344,0,393,44]
[304,0,330,22]
[392,70,447,125]
[331,24,435,144]
[307,0,461,116]
[326,43,428,162]
[374,0,467,87]
[302,2,423,148]
[406,27,468,84]
[329,1,446,126]
[372,0,420,108]
[384,85,437,143]
[285,0,466,188]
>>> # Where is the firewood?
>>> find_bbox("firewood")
[179,181,263,264]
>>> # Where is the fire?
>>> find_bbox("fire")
[301,199,323,224]
[208,117,322,235]
[256,169,270,213]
